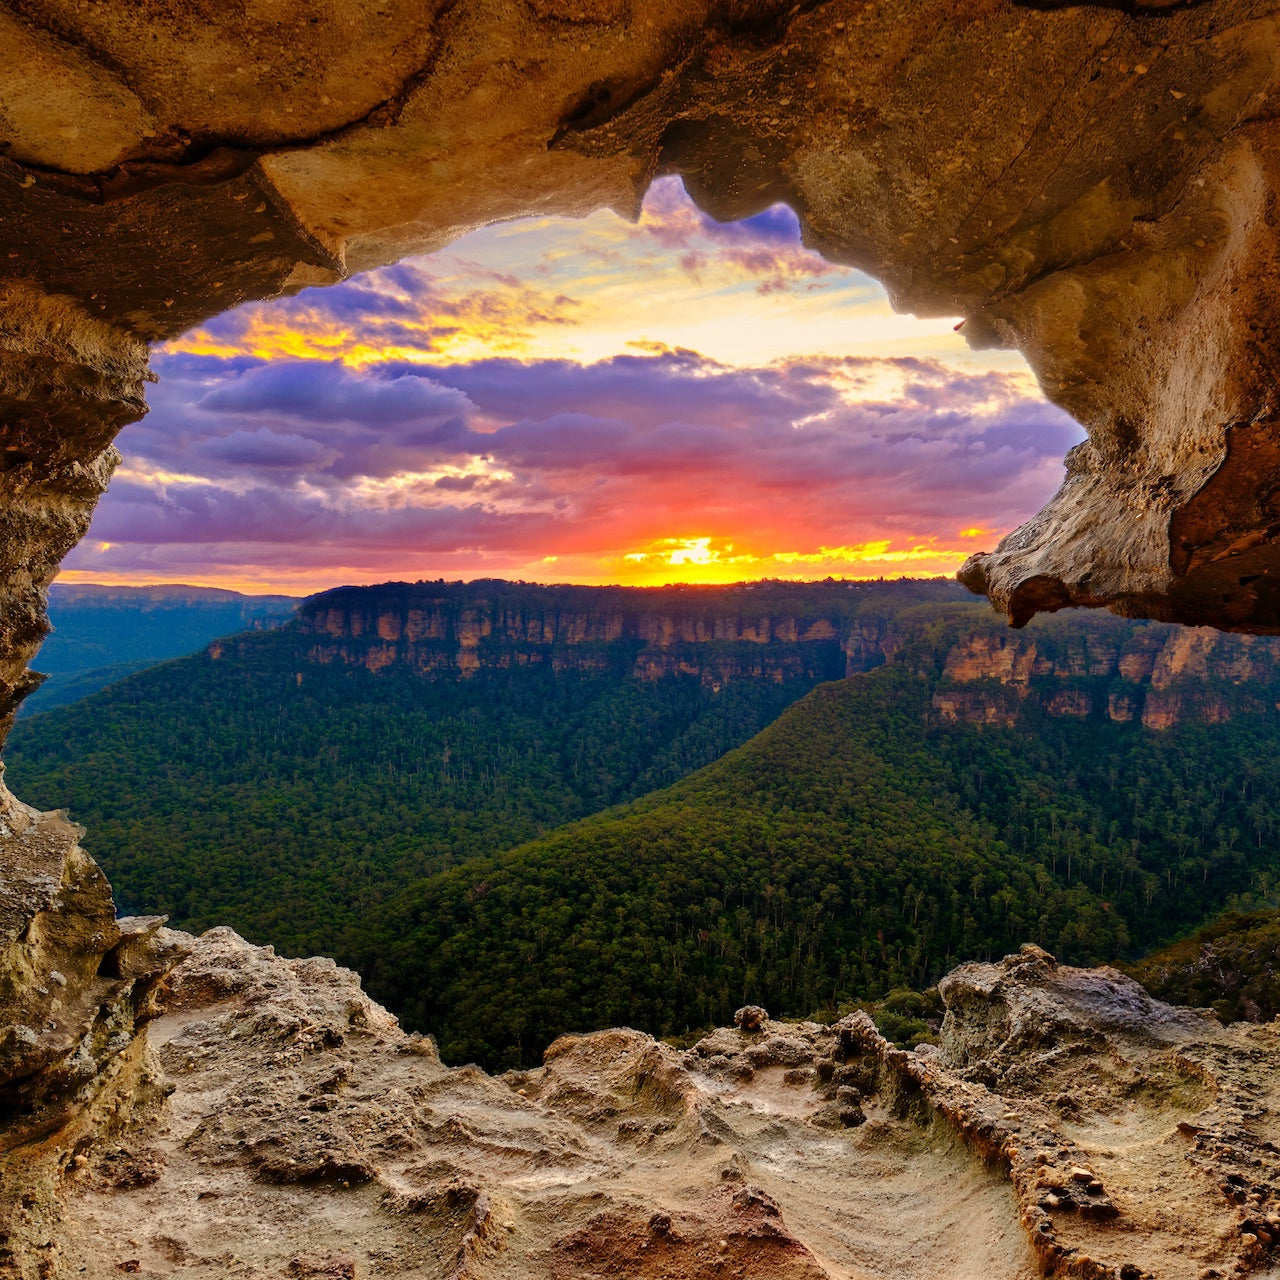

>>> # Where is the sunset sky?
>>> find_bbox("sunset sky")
[59,177,1083,595]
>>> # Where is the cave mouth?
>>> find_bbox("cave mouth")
[56,176,1081,602]
[5,0,1280,753]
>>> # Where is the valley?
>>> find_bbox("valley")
[23,584,299,715]
[10,578,1280,1070]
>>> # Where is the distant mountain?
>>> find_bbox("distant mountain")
[22,583,300,715]
[287,576,1280,731]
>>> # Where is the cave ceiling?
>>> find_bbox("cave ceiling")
[3,0,1280,735]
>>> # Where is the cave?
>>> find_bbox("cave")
[6,1,1280,1275]
[6,0,1280,745]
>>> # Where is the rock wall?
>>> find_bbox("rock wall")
[280,579,886,684]
[0,775,185,1275]
[0,283,149,745]
[212,579,1280,728]
[930,619,1280,729]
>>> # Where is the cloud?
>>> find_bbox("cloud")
[64,346,1083,591]
[203,429,337,471]
[173,260,583,367]
[54,175,1081,594]
[164,176,855,381]
[632,179,840,295]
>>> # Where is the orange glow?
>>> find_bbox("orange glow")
[172,297,579,370]
[56,531,1000,597]
[586,536,994,590]
[70,179,1073,596]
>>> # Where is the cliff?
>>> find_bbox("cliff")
[927,616,1280,731]
[213,580,1280,731]
[9,922,1280,1280]
[214,579,957,687]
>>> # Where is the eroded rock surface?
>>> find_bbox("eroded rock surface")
[7,929,1280,1279]
[0,779,186,1276]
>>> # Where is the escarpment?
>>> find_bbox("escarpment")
[267,578,926,685]
[212,577,1280,729]
[929,616,1280,729]
[289,579,863,684]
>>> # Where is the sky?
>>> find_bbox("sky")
[59,178,1084,595]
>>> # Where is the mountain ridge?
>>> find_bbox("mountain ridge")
[228,577,1280,730]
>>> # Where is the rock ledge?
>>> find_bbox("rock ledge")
[7,931,1280,1279]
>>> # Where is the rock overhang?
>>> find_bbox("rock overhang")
[4,0,1280,738]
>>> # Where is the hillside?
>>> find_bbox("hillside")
[13,577,1280,1071]
[349,662,1280,1068]
[24,583,299,714]
[1127,909,1280,1024]
[7,578,910,954]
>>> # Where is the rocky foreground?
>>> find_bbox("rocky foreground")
[8,902,1280,1279]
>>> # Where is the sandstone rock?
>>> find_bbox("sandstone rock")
[0,788,182,1141]
[0,780,186,1278]
[1,933,979,1272]
[1,4,1280,754]
[8,927,1272,1277]
[937,942,1210,1073]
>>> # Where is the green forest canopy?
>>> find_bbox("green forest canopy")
[354,665,1280,1069]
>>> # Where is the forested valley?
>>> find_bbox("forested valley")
[10,578,1280,1071]
[355,666,1280,1067]
[5,641,829,955]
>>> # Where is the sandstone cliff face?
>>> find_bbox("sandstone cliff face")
[216,580,1280,731]
[249,580,900,687]
[11,928,1280,1280]
[929,618,1280,731]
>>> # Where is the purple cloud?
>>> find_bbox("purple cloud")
[67,346,1083,588]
